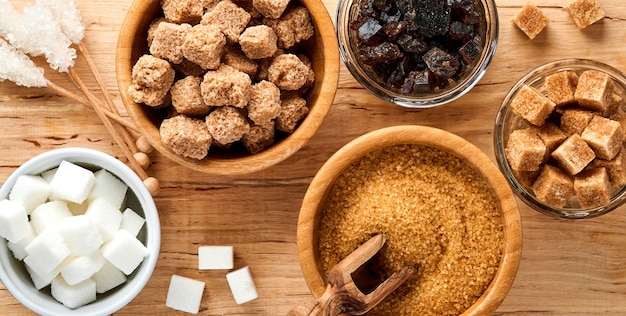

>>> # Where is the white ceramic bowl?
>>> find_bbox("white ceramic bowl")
[0,148,160,315]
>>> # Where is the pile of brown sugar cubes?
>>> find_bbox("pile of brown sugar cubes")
[128,0,316,159]
[505,69,626,209]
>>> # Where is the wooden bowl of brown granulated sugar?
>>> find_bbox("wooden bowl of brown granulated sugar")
[297,125,522,315]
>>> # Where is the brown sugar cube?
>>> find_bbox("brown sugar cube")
[504,129,546,172]
[147,18,166,47]
[182,24,226,70]
[604,93,623,116]
[512,3,550,40]
[513,170,541,188]
[567,0,605,29]
[202,0,220,11]
[173,58,207,78]
[253,0,289,19]
[264,6,314,49]
[544,71,578,107]
[255,57,272,81]
[551,134,596,175]
[609,112,626,144]
[205,106,251,145]
[297,53,316,92]
[248,80,281,125]
[222,46,259,78]
[267,54,311,90]
[510,84,556,126]
[129,55,175,107]
[532,164,575,208]
[150,22,192,64]
[574,167,611,208]
[239,25,278,59]
[170,76,212,116]
[591,148,626,187]
[581,115,625,160]
[242,122,275,154]
[276,92,309,133]
[161,0,203,24]
[201,64,252,108]
[528,122,567,161]
[560,109,596,136]
[201,0,251,43]
[160,115,212,160]
[574,70,613,112]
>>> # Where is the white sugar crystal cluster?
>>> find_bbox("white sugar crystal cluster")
[0,161,148,309]
[0,38,47,87]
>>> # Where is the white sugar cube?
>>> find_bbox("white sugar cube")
[9,175,50,215]
[226,266,258,304]
[26,263,61,290]
[51,276,96,309]
[49,160,96,204]
[0,199,30,243]
[30,200,72,235]
[60,251,106,285]
[85,197,122,242]
[24,229,71,275]
[92,260,127,294]
[198,246,233,270]
[88,169,128,210]
[40,167,57,183]
[7,223,35,260]
[58,215,103,256]
[101,230,148,275]
[120,208,145,237]
[166,274,205,314]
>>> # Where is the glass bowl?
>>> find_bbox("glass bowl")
[495,59,626,219]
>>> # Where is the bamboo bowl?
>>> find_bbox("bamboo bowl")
[116,0,339,175]
[297,125,522,314]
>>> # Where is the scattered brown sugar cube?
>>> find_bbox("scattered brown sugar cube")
[248,80,281,125]
[201,64,252,108]
[182,24,226,70]
[567,0,605,29]
[581,115,625,160]
[129,55,175,107]
[205,106,251,145]
[575,70,614,112]
[170,76,212,116]
[551,134,596,175]
[544,71,578,107]
[532,164,575,208]
[161,0,204,24]
[147,18,166,47]
[276,92,308,133]
[512,3,550,40]
[221,46,259,78]
[150,22,192,64]
[253,0,290,19]
[242,122,275,153]
[528,122,567,159]
[267,54,311,90]
[160,115,212,160]
[509,84,556,126]
[574,167,611,208]
[201,0,251,43]
[560,109,596,136]
[239,25,278,59]
[504,129,546,172]
[591,149,626,187]
[264,6,314,49]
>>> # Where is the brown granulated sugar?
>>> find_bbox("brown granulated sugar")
[318,144,503,316]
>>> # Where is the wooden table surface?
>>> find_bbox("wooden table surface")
[1,0,626,314]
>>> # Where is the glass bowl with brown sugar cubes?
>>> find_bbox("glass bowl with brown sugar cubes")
[495,59,626,219]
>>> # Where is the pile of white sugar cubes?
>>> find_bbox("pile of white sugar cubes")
[0,160,147,309]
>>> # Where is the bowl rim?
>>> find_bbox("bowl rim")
[0,148,160,315]
[115,0,340,175]
[494,58,626,219]
[297,125,522,315]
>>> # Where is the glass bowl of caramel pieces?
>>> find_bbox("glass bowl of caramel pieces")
[495,59,626,219]
[336,0,498,108]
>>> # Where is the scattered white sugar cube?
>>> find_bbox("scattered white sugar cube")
[67,201,88,216]
[7,223,35,260]
[26,263,61,290]
[120,208,145,237]
[51,276,96,309]
[101,230,148,275]
[88,169,128,210]
[85,197,122,243]
[30,200,72,235]
[58,215,103,256]
[60,251,106,285]
[0,199,30,243]
[9,175,50,215]
[166,274,205,314]
[198,246,234,270]
[24,229,71,275]
[91,260,127,294]
[49,160,96,204]
[226,266,258,304]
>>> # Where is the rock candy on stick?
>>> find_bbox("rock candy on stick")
[0,38,47,87]
[35,0,85,44]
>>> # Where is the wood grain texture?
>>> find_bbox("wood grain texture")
[1,0,626,314]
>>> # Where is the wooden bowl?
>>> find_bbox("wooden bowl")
[297,125,522,315]
[116,0,339,175]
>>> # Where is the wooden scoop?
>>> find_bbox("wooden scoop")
[289,234,416,316]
